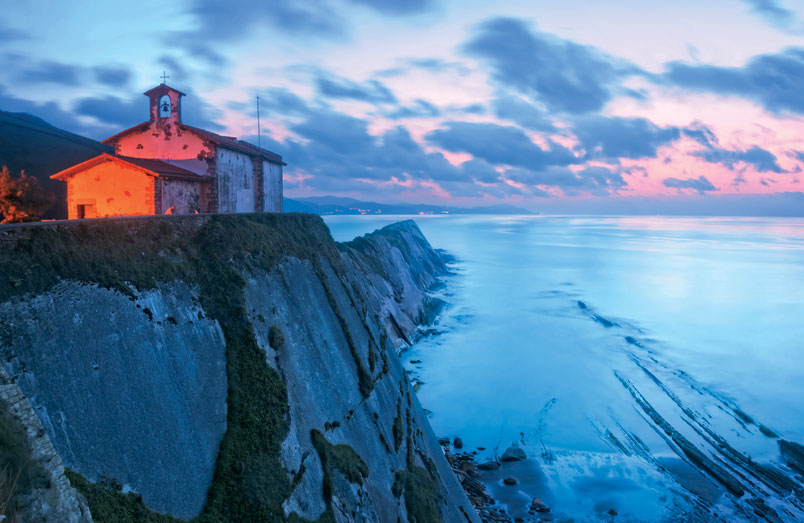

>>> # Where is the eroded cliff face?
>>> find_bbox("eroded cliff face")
[0,364,93,522]
[0,215,478,522]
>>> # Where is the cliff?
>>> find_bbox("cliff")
[0,214,478,522]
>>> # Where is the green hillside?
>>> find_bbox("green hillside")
[0,111,112,219]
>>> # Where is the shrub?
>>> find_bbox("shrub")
[268,325,285,350]
[393,467,443,523]
[0,465,22,522]
[0,166,54,224]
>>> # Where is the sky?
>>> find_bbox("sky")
[3,0,804,212]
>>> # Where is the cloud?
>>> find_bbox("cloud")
[662,175,718,193]
[506,165,627,196]
[572,116,682,159]
[425,121,579,170]
[71,85,223,133]
[386,99,441,119]
[407,57,469,74]
[316,74,397,104]
[463,17,633,114]
[0,84,108,138]
[376,57,471,78]
[6,58,131,89]
[681,123,719,147]
[158,55,192,84]
[6,81,625,201]
[492,95,554,131]
[187,0,343,40]
[663,49,804,113]
[459,159,501,183]
[181,91,228,132]
[257,107,531,199]
[577,166,628,193]
[291,110,376,155]
[93,65,131,87]
[741,0,795,30]
[454,103,485,115]
[229,88,314,130]
[345,0,436,15]
[172,0,344,64]
[0,19,28,42]
[695,145,785,173]
[73,96,146,128]
[17,60,81,86]
[257,88,312,116]
[165,37,227,66]
[377,127,479,182]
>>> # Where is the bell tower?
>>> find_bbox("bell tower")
[143,83,186,124]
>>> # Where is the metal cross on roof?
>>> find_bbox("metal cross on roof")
[161,70,169,83]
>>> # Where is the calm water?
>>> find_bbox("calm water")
[325,215,804,522]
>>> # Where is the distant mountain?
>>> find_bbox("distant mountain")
[0,111,113,219]
[284,196,533,215]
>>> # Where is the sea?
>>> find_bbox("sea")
[324,215,804,522]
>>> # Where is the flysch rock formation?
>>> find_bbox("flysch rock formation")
[0,214,478,522]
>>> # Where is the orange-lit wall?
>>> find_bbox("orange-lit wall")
[65,162,155,219]
[110,125,213,162]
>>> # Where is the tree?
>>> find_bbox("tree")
[0,166,54,224]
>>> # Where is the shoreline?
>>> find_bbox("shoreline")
[441,438,556,523]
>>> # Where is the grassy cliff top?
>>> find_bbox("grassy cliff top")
[0,213,343,303]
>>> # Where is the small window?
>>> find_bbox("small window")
[159,95,171,118]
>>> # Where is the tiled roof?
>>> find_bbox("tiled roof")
[117,156,207,180]
[51,153,209,182]
[180,124,285,164]
[143,83,187,96]
[101,122,285,165]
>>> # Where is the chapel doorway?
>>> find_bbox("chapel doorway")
[76,203,96,219]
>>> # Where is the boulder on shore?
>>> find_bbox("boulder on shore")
[530,498,550,513]
[501,445,526,462]
[477,460,500,471]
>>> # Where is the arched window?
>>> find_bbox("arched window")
[159,95,171,118]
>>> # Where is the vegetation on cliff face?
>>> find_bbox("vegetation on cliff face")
[393,466,443,523]
[317,269,375,399]
[391,377,444,523]
[285,430,369,523]
[0,401,48,520]
[0,214,359,521]
[268,325,285,350]
[63,471,181,523]
[393,399,404,452]
[311,429,369,501]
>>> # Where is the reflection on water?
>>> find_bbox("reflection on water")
[325,215,804,522]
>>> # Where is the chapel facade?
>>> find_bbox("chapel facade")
[52,83,284,219]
